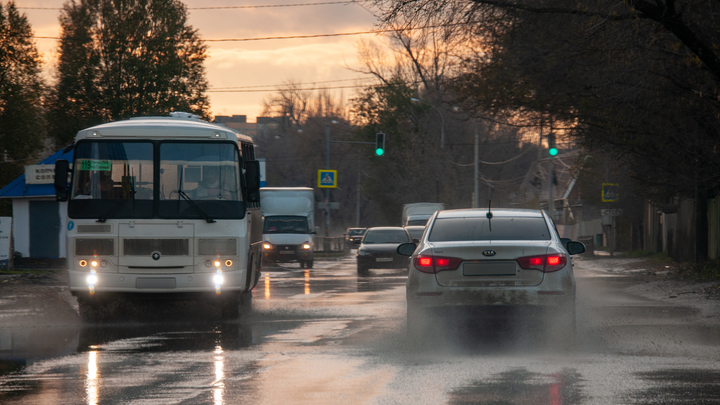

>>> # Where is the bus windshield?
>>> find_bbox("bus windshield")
[68,140,246,220]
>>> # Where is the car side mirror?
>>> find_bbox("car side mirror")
[54,159,70,202]
[397,242,416,256]
[566,241,586,255]
[560,238,571,248]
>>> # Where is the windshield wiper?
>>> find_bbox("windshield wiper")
[96,200,124,223]
[178,190,216,223]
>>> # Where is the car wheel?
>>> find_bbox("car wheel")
[299,260,305,268]
[357,264,367,274]
[544,302,576,349]
[307,260,314,269]
[406,306,424,337]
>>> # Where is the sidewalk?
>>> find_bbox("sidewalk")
[573,255,720,302]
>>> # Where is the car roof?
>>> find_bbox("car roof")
[435,208,544,219]
[366,226,408,232]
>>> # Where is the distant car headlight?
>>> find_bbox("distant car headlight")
[263,243,272,250]
[302,243,311,250]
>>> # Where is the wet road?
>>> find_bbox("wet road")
[0,255,719,404]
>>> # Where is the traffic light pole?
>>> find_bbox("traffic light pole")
[325,123,377,235]
[549,159,554,220]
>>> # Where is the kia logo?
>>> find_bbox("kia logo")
[482,250,496,257]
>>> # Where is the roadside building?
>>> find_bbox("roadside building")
[0,148,73,260]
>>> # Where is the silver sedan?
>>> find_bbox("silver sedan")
[397,208,585,343]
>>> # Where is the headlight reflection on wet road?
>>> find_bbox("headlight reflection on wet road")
[213,345,224,405]
[85,350,99,405]
[304,270,311,295]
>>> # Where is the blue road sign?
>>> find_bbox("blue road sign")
[318,170,337,188]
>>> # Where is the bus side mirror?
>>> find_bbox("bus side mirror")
[245,160,260,202]
[54,159,70,202]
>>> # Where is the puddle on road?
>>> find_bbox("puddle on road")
[628,369,720,405]
[448,368,586,405]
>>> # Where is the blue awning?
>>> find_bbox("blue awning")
[0,149,74,198]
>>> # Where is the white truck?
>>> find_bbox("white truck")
[260,187,315,268]
[402,202,445,226]
[53,112,262,321]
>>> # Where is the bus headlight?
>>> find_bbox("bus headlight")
[225,260,233,267]
[213,273,225,285]
[86,273,98,285]
[79,260,87,267]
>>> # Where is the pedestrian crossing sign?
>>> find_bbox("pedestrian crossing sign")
[318,170,337,188]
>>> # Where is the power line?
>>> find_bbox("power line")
[17,1,371,11]
[209,78,365,90]
[30,23,468,42]
[208,84,365,93]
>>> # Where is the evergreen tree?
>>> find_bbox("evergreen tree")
[0,1,46,214]
[47,0,211,147]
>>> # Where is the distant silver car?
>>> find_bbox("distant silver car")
[397,208,585,342]
[356,227,412,274]
[404,225,426,242]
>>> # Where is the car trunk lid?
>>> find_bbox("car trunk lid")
[430,241,549,287]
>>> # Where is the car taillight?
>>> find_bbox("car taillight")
[413,255,462,274]
[517,254,567,272]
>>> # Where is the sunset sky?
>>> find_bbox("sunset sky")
[16,0,382,121]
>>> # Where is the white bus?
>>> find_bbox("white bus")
[54,112,262,321]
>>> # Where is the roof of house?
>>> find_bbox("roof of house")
[0,148,74,198]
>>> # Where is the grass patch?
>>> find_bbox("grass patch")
[676,260,720,282]
[0,269,58,275]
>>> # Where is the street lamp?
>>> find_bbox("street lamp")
[411,98,445,149]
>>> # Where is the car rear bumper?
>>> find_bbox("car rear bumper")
[357,256,409,269]
[406,287,574,309]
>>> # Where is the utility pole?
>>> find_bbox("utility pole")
[474,120,479,208]
[325,122,331,236]
[356,168,361,227]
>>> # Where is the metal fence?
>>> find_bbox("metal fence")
[313,237,349,253]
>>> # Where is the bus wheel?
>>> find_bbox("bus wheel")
[240,291,253,313]
[77,296,104,322]
[220,292,240,320]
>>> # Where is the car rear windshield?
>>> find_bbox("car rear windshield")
[428,217,551,241]
[363,230,410,244]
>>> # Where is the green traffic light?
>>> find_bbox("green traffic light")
[549,147,558,156]
[376,148,384,156]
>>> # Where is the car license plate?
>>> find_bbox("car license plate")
[279,251,295,255]
[376,257,393,262]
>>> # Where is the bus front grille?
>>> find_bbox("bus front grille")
[123,239,189,256]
